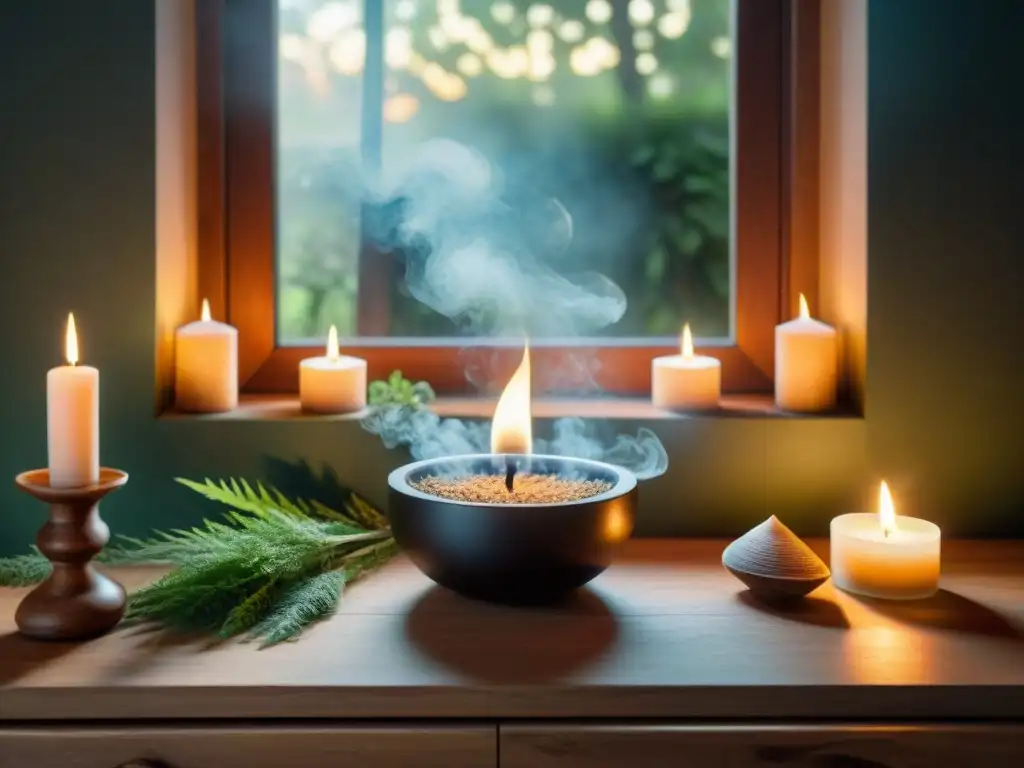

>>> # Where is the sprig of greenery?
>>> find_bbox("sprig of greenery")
[0,549,50,586]
[368,370,435,408]
[245,570,344,647]
[0,477,397,647]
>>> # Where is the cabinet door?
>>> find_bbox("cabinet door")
[500,725,1024,768]
[0,725,495,768]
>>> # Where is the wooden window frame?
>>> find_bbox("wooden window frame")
[198,0,816,396]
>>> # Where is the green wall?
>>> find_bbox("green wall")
[1,0,1021,554]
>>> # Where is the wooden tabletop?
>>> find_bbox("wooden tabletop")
[1,539,1022,722]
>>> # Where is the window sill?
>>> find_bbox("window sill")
[161,394,859,421]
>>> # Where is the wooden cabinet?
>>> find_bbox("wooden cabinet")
[0,725,495,768]
[5,724,1024,768]
[500,725,1024,768]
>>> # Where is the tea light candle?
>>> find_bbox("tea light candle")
[299,325,367,414]
[775,294,838,412]
[652,324,721,410]
[174,299,238,413]
[47,313,99,488]
[831,481,941,600]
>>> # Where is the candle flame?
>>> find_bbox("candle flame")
[65,312,79,366]
[490,342,532,455]
[798,293,810,320]
[681,323,694,358]
[326,324,339,360]
[201,298,211,322]
[879,480,898,536]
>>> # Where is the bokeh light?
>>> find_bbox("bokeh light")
[383,93,419,123]
[557,20,585,43]
[328,30,365,75]
[526,4,555,27]
[628,0,655,27]
[633,30,655,51]
[457,51,484,76]
[636,52,658,76]
[490,2,516,25]
[585,0,612,25]
[307,1,360,42]
[648,72,674,99]
[658,10,691,39]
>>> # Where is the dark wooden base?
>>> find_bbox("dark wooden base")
[15,566,126,641]
[14,467,129,641]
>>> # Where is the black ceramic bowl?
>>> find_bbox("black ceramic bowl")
[388,454,638,604]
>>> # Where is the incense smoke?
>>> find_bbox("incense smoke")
[361,139,669,480]
[368,140,628,339]
[364,406,668,480]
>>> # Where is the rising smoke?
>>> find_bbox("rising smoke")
[360,139,669,480]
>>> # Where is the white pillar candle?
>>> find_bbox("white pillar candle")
[299,325,367,414]
[831,482,941,600]
[652,324,721,410]
[174,299,238,413]
[47,313,99,489]
[775,294,838,412]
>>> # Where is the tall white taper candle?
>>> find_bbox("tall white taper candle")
[47,313,99,488]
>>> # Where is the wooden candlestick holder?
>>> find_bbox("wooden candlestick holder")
[14,467,128,640]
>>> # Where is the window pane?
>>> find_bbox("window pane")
[277,0,731,344]
[277,0,365,342]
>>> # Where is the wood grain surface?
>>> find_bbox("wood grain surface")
[0,725,494,768]
[1,540,1022,722]
[500,725,1024,768]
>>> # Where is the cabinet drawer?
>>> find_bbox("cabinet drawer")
[0,725,495,768]
[500,725,1024,767]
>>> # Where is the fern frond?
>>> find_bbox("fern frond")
[338,538,400,582]
[128,565,271,633]
[322,520,372,537]
[175,477,304,521]
[306,498,356,524]
[0,549,50,586]
[265,484,318,519]
[174,476,388,531]
[219,577,282,638]
[344,493,390,531]
[248,570,345,647]
[124,515,339,631]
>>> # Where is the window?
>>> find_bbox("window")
[201,0,804,396]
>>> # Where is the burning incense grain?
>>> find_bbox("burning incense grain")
[413,473,613,504]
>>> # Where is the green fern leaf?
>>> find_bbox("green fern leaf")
[124,512,340,632]
[344,493,390,531]
[175,477,273,518]
[321,520,368,537]
[267,484,316,519]
[248,570,345,647]
[340,538,400,582]
[306,498,355,524]
[0,549,50,586]
[219,577,282,638]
